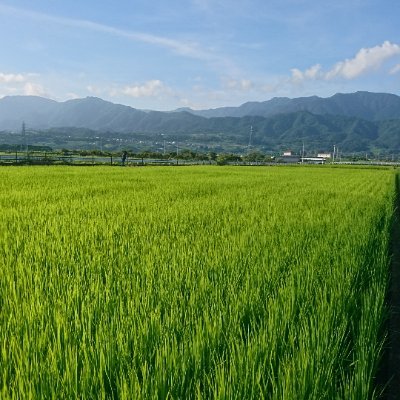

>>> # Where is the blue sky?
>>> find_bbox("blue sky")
[0,0,399,110]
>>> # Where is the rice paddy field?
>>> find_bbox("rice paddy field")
[0,165,396,399]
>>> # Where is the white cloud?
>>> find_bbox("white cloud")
[0,72,26,83]
[304,64,322,79]
[119,80,171,98]
[23,82,47,96]
[223,78,254,91]
[326,41,400,79]
[0,71,49,97]
[291,64,322,83]
[291,41,400,83]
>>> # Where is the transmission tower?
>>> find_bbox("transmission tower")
[248,125,253,149]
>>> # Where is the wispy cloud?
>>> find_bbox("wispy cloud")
[291,41,400,82]
[0,3,232,67]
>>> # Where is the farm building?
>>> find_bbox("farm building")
[301,157,326,164]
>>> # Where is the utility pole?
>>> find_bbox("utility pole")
[22,122,27,158]
[333,145,336,163]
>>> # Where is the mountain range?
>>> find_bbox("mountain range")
[176,91,400,120]
[1,91,400,153]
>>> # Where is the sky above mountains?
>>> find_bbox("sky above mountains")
[0,0,399,111]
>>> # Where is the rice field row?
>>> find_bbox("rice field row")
[0,165,396,399]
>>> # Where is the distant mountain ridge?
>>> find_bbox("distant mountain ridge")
[0,96,147,131]
[1,91,400,132]
[180,91,400,120]
[1,91,400,153]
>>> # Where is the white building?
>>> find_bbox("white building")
[317,153,331,159]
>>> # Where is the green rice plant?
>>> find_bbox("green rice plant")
[0,165,395,399]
